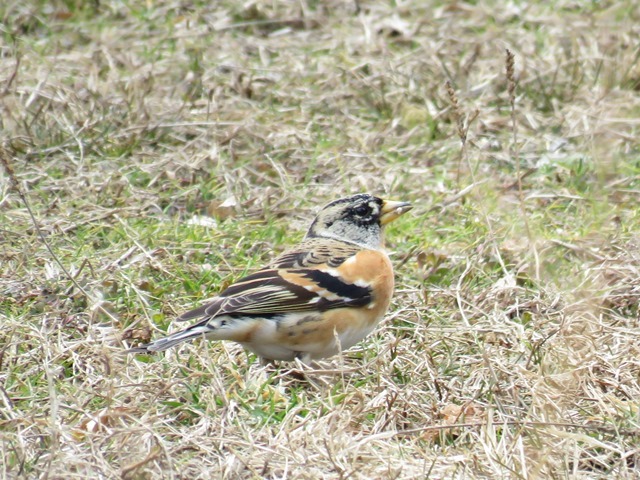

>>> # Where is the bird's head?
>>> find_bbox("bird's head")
[306,193,412,248]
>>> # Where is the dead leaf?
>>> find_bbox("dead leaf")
[72,407,133,440]
[207,195,238,220]
[440,402,485,425]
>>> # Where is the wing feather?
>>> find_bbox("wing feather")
[176,266,371,322]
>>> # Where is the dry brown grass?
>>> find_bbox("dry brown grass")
[2,0,640,478]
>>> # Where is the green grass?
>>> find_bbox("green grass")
[2,0,640,478]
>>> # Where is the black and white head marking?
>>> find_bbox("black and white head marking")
[306,194,386,249]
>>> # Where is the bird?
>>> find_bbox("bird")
[128,193,412,364]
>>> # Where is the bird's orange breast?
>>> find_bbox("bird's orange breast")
[273,249,395,355]
[336,249,395,319]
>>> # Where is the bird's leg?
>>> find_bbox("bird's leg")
[259,356,277,368]
[267,352,312,381]
[294,351,313,366]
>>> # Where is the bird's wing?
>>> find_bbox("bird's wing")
[177,265,372,322]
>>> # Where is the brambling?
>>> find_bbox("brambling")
[128,193,412,363]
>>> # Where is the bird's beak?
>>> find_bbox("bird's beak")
[380,199,413,225]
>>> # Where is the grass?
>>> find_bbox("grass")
[2,0,640,478]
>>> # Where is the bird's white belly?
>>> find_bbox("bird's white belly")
[240,316,380,361]
[241,342,299,361]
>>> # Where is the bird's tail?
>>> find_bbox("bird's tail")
[127,323,213,354]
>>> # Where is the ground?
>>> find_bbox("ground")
[1,1,640,478]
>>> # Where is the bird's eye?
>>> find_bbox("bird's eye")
[353,204,370,216]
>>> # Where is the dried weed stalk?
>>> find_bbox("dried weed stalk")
[444,81,507,279]
[445,80,467,146]
[506,48,531,240]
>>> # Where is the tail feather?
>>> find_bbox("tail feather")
[127,324,213,354]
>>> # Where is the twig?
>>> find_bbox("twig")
[2,51,21,96]
[0,147,119,325]
[121,446,162,478]
[429,179,490,212]
[394,420,640,438]
[0,148,88,297]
